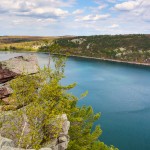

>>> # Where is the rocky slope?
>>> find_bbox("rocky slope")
[0,114,70,150]
[0,55,70,150]
[0,55,39,111]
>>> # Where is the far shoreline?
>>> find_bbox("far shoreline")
[66,54,150,67]
[1,50,150,67]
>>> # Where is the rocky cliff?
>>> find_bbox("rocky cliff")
[0,55,39,111]
[0,55,70,150]
[0,114,70,150]
[0,55,39,84]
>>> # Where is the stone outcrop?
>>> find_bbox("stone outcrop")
[0,84,13,99]
[0,55,39,84]
[0,55,39,108]
[0,55,70,150]
[0,112,70,150]
[0,114,70,150]
[0,136,15,149]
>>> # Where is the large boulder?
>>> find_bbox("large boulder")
[0,136,15,149]
[0,114,70,150]
[0,55,39,83]
[0,83,13,99]
[0,109,44,148]
[0,83,15,107]
[43,114,70,150]
[1,146,34,150]
[0,55,70,150]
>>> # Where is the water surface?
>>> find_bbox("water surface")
[0,51,150,150]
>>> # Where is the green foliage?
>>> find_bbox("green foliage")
[67,106,118,150]
[55,34,150,63]
[38,41,60,53]
[1,35,150,63]
[1,56,118,150]
[67,106,101,150]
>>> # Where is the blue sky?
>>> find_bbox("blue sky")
[0,0,149,36]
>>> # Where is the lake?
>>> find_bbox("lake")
[0,51,150,150]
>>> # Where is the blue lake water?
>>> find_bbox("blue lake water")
[0,51,150,150]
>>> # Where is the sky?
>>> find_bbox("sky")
[0,0,149,36]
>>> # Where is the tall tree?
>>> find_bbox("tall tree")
[1,56,118,150]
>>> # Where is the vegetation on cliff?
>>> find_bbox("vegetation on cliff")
[0,55,118,150]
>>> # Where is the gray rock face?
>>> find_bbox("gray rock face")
[0,55,39,106]
[1,146,34,150]
[60,114,70,136]
[43,114,70,150]
[0,84,13,99]
[1,146,51,150]
[0,136,15,149]
[0,114,70,150]
[0,56,70,150]
[0,55,39,84]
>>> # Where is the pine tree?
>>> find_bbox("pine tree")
[1,55,118,150]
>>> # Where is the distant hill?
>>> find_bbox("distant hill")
[0,34,150,64]
[0,36,57,44]
[53,34,150,63]
[0,36,58,51]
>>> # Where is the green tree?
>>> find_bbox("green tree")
[1,56,118,150]
[67,105,118,150]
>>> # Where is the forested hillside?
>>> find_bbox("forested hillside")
[53,34,150,63]
[0,34,150,64]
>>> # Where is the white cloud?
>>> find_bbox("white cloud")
[107,0,116,3]
[12,20,24,25]
[75,14,110,21]
[0,0,74,19]
[109,24,119,28]
[0,0,149,35]
[114,0,150,22]
[114,0,140,11]
[97,4,107,10]
[23,7,68,18]
[73,9,84,15]
[114,0,150,11]
[89,4,107,13]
